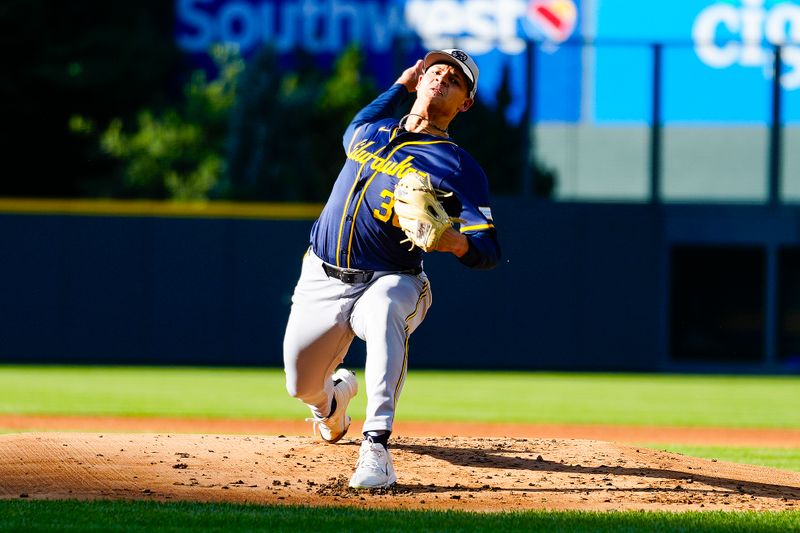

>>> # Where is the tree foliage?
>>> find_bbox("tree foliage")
[224,46,555,201]
[85,46,243,199]
[4,3,555,199]
[64,36,553,201]
[73,45,381,202]
[0,1,179,197]
[225,46,378,201]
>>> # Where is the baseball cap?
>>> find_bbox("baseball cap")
[423,49,479,99]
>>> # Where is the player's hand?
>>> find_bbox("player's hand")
[433,227,469,257]
[395,60,425,93]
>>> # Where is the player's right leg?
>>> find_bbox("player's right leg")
[283,249,358,443]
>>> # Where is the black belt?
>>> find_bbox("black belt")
[321,262,422,284]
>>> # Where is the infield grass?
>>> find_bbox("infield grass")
[1,366,799,428]
[0,500,798,533]
[653,445,800,472]
[1,366,799,470]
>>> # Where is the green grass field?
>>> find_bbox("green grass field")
[1,365,799,531]
[1,366,798,427]
[1,501,799,533]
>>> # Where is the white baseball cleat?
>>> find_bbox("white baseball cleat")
[307,368,358,444]
[348,437,397,489]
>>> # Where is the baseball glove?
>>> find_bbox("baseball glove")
[393,172,456,252]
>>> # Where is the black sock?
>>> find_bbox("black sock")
[328,375,343,417]
[364,430,390,449]
[328,379,342,416]
[327,397,337,418]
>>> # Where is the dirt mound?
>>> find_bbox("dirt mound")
[1,433,798,511]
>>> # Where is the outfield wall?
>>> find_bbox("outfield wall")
[1,199,798,372]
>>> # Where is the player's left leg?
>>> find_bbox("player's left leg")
[347,271,432,488]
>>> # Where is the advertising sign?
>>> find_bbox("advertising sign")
[595,0,800,122]
[175,0,582,122]
[175,0,800,123]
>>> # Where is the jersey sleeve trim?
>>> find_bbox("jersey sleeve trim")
[460,223,495,232]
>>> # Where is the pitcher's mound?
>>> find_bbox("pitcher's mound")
[1,433,798,512]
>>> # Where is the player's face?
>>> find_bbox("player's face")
[417,63,474,116]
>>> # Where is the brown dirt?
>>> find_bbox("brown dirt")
[1,420,799,511]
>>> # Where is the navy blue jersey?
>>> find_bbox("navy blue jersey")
[310,84,500,272]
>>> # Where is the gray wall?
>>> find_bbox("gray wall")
[536,126,800,203]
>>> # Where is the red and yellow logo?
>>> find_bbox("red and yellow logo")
[525,0,579,45]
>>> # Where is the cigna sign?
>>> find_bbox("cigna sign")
[175,0,579,55]
[692,0,800,89]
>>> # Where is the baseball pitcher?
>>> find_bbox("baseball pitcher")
[283,49,501,489]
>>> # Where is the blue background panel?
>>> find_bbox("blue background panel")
[594,45,653,123]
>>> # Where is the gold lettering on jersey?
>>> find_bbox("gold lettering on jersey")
[347,141,427,178]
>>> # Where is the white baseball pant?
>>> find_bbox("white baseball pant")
[283,249,432,433]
